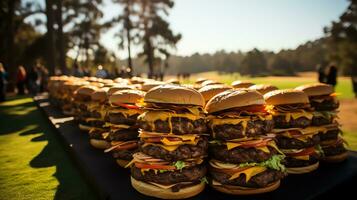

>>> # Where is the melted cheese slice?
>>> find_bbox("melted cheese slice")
[273,112,313,122]
[229,166,267,182]
[160,138,199,146]
[294,155,310,160]
[85,118,99,122]
[139,131,198,142]
[108,108,141,117]
[225,141,282,154]
[209,118,249,138]
[104,122,130,129]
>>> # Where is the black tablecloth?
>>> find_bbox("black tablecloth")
[34,95,357,200]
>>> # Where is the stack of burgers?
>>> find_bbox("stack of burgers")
[104,89,145,167]
[87,87,111,149]
[129,85,208,199]
[206,89,286,195]
[264,89,320,174]
[296,83,348,162]
[73,85,98,132]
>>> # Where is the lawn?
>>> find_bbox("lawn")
[183,71,355,99]
[0,96,96,200]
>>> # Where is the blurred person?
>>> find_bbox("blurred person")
[95,65,108,78]
[83,67,91,77]
[326,64,338,87]
[39,66,49,92]
[316,64,326,83]
[72,62,84,77]
[16,65,27,95]
[0,63,8,102]
[28,66,39,95]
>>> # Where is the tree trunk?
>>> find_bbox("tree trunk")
[45,0,56,75]
[5,0,16,91]
[147,38,154,79]
[126,28,133,75]
[55,0,67,74]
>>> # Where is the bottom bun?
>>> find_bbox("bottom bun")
[286,161,319,174]
[322,151,349,163]
[90,139,110,149]
[116,159,130,168]
[131,177,205,199]
[210,180,280,195]
[79,124,92,132]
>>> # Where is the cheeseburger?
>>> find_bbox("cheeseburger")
[249,84,278,95]
[104,89,145,167]
[206,89,285,195]
[87,87,111,149]
[73,85,98,131]
[296,83,347,163]
[198,84,232,104]
[264,89,320,174]
[129,85,208,199]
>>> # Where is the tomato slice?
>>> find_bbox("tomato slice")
[286,147,315,157]
[135,162,176,170]
[117,103,140,109]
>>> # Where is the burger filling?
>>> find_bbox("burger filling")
[209,155,286,188]
[309,95,339,111]
[312,111,337,126]
[139,138,208,161]
[321,137,347,157]
[106,129,139,141]
[281,147,319,167]
[138,103,207,134]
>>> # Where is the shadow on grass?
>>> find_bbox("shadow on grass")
[0,96,96,200]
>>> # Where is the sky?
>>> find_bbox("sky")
[100,0,349,59]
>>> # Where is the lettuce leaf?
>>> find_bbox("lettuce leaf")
[238,155,286,172]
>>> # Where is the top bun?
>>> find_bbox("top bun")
[108,85,135,96]
[295,83,334,97]
[264,89,309,105]
[109,89,145,105]
[195,78,209,84]
[205,89,265,113]
[144,84,205,107]
[231,80,255,88]
[141,81,164,92]
[201,80,222,87]
[91,87,109,102]
[198,84,232,102]
[249,84,278,95]
[75,85,97,96]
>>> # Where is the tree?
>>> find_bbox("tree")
[112,0,137,75]
[55,0,67,74]
[240,48,267,76]
[45,0,56,75]
[324,0,357,75]
[137,0,181,78]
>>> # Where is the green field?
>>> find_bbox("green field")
[184,71,355,99]
[0,96,96,200]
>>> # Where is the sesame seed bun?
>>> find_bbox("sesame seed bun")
[295,83,334,97]
[264,89,309,105]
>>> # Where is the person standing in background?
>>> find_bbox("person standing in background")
[316,64,326,83]
[326,64,338,87]
[39,66,49,92]
[0,63,8,102]
[352,68,357,98]
[27,66,39,95]
[16,66,27,95]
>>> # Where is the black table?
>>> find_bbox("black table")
[34,94,357,200]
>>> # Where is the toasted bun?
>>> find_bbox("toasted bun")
[295,83,334,97]
[91,87,109,102]
[145,84,205,107]
[322,151,348,163]
[195,78,209,84]
[211,180,280,195]
[109,89,145,105]
[249,84,278,95]
[108,85,135,96]
[286,161,319,174]
[205,89,265,113]
[131,177,205,199]
[90,139,111,149]
[141,81,165,92]
[198,84,232,102]
[231,80,255,89]
[201,80,222,86]
[79,124,92,131]
[116,159,130,168]
[264,89,309,105]
[75,85,97,96]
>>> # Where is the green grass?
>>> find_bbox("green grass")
[185,71,355,99]
[0,96,96,200]
[343,131,357,151]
